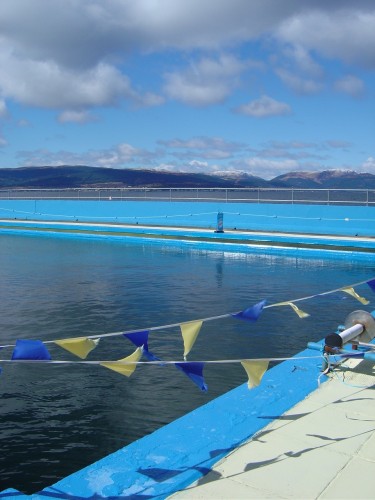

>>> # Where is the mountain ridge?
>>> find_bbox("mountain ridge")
[0,165,374,189]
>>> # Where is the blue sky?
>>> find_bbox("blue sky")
[0,0,374,179]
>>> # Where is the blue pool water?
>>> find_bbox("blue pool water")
[0,232,374,494]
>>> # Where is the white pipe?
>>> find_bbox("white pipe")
[339,323,364,344]
[325,323,364,349]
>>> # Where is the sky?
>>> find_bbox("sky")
[0,0,374,179]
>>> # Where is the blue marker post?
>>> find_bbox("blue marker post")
[215,212,224,233]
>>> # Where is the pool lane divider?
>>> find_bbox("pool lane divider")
[19,345,325,499]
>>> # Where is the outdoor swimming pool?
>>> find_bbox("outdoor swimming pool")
[0,231,374,494]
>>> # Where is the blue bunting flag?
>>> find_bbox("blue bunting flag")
[232,299,266,322]
[11,339,51,360]
[366,278,375,292]
[123,331,160,361]
[175,362,208,392]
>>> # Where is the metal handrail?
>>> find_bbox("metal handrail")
[0,187,374,206]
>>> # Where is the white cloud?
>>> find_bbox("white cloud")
[324,140,352,149]
[189,160,209,168]
[160,136,246,160]
[362,157,375,171]
[334,75,365,97]
[161,136,243,151]
[163,54,247,106]
[277,8,375,69]
[2,1,373,65]
[0,99,8,118]
[0,54,133,108]
[234,95,291,117]
[17,119,30,127]
[17,142,157,168]
[0,1,373,115]
[58,110,98,124]
[235,156,331,179]
[275,68,323,94]
[239,157,300,179]
[282,44,324,78]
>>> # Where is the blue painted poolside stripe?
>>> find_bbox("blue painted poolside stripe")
[1,218,375,249]
[1,221,375,262]
[28,347,325,499]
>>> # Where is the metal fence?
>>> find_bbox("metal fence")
[0,188,375,205]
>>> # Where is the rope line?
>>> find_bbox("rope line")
[0,277,373,350]
[2,206,375,223]
[0,355,332,365]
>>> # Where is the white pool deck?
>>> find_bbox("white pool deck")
[169,356,375,500]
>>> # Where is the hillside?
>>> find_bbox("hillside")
[0,165,273,189]
[273,170,375,189]
[0,166,374,189]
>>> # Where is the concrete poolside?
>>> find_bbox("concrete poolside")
[169,356,375,500]
[1,219,375,257]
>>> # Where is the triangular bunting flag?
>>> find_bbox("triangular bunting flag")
[232,299,267,322]
[54,337,100,359]
[100,347,143,378]
[123,331,160,361]
[180,321,203,359]
[341,287,369,305]
[175,362,208,391]
[11,339,51,360]
[275,301,309,318]
[241,360,269,389]
[366,278,375,292]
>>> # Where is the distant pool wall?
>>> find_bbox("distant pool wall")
[1,200,375,237]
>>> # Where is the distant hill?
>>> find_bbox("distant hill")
[272,170,375,189]
[0,165,275,189]
[0,165,374,189]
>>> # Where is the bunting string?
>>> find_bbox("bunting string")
[1,277,374,391]
[0,351,368,391]
[0,276,374,350]
[0,355,326,365]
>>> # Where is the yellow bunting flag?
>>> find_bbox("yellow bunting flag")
[54,337,100,359]
[100,347,143,378]
[241,360,269,389]
[341,287,369,305]
[180,320,203,359]
[275,301,310,318]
